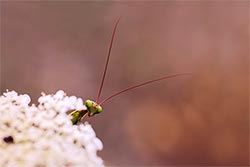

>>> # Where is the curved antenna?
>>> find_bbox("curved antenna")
[96,17,121,103]
[98,73,191,105]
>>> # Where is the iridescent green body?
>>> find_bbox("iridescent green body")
[70,100,102,125]
[70,109,88,125]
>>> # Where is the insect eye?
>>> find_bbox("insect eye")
[85,100,92,108]
[97,105,102,113]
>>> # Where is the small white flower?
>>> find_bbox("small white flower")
[0,90,104,167]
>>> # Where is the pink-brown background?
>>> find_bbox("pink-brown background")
[1,1,249,166]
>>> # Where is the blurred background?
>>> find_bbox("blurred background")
[1,1,249,166]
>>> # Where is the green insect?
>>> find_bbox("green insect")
[69,18,190,125]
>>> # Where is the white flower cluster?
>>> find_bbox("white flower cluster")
[0,90,104,167]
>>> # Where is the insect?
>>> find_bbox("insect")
[69,18,190,125]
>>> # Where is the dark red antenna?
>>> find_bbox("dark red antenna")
[98,73,191,105]
[96,17,121,103]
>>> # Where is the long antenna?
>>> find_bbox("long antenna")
[98,73,191,105]
[96,17,121,103]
